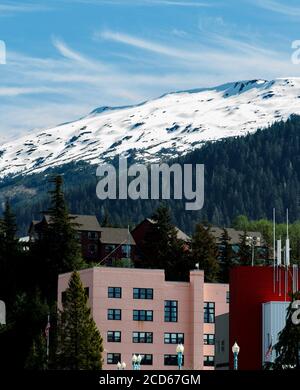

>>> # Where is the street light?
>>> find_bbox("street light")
[176,343,184,370]
[117,361,126,370]
[132,354,142,370]
[232,342,240,370]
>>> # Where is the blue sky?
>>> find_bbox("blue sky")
[1,0,300,140]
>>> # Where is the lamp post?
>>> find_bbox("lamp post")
[232,342,240,370]
[132,354,142,370]
[117,361,126,370]
[176,343,184,370]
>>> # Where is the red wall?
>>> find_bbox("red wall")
[229,266,299,370]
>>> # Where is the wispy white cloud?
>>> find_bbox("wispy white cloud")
[252,0,300,17]
[0,86,67,97]
[98,30,204,61]
[0,2,51,15]
[61,0,212,7]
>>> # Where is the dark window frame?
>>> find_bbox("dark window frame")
[107,308,122,320]
[164,333,184,344]
[108,287,122,298]
[133,288,153,300]
[204,355,215,367]
[164,354,184,366]
[164,300,178,322]
[133,353,153,366]
[107,353,121,365]
[204,302,215,323]
[203,334,215,345]
[132,332,153,343]
[107,331,121,343]
[133,310,153,321]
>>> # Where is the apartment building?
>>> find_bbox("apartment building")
[58,267,229,370]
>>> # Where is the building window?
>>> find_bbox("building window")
[226,291,230,304]
[105,244,116,255]
[204,355,215,367]
[164,300,178,322]
[133,354,153,366]
[62,287,89,303]
[221,340,225,352]
[133,288,153,300]
[84,287,89,298]
[121,244,131,258]
[133,310,153,321]
[204,302,215,323]
[203,334,215,345]
[107,353,121,364]
[164,354,184,366]
[88,231,98,240]
[108,287,122,298]
[107,331,121,342]
[61,291,67,304]
[88,243,97,255]
[164,333,184,344]
[132,332,153,343]
[107,309,121,320]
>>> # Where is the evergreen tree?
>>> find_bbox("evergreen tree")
[141,204,189,281]
[219,228,235,282]
[33,175,85,302]
[238,230,252,265]
[25,332,47,370]
[190,224,220,282]
[56,271,103,370]
[101,208,111,227]
[273,292,300,369]
[0,200,19,305]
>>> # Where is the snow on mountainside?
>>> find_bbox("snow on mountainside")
[1,77,300,178]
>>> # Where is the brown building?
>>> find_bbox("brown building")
[28,214,136,264]
[131,218,191,261]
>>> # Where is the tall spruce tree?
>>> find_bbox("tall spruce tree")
[0,200,19,305]
[141,204,189,281]
[191,224,220,282]
[56,271,103,370]
[273,292,300,370]
[219,228,235,282]
[237,230,252,265]
[34,175,85,302]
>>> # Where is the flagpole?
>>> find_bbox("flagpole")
[46,314,50,365]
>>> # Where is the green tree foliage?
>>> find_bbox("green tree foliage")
[32,175,85,302]
[273,292,300,370]
[25,332,47,370]
[56,271,103,370]
[219,228,235,282]
[141,204,191,281]
[237,231,252,265]
[190,224,220,282]
[0,200,19,305]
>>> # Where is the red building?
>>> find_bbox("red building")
[229,266,300,370]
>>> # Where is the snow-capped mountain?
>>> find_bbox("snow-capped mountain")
[1,77,300,178]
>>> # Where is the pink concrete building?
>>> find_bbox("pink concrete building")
[58,267,229,370]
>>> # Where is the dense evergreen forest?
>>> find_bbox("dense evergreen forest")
[1,115,300,235]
